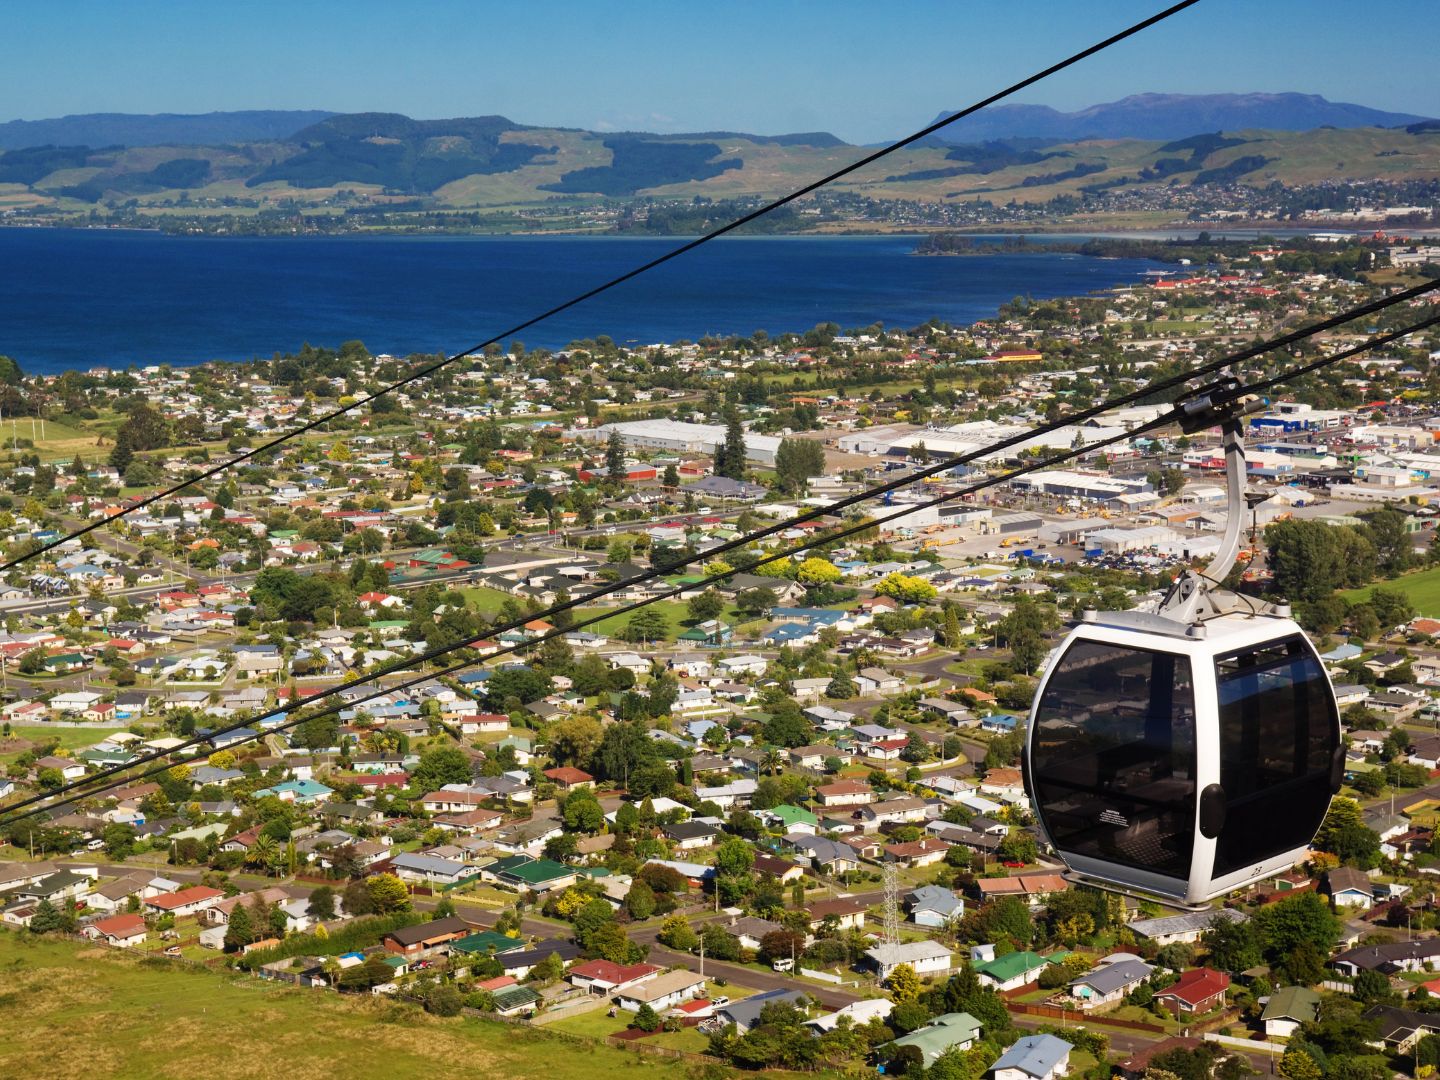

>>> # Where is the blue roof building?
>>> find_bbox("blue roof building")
[254,778,334,805]
[991,1034,1071,1080]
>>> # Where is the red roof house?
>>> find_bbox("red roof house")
[82,913,148,947]
[1155,968,1230,1016]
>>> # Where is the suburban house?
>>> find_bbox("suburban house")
[788,744,833,771]
[991,1034,1072,1080]
[1332,939,1440,976]
[144,885,224,917]
[418,790,496,814]
[906,884,966,927]
[973,950,1055,992]
[854,667,903,696]
[805,897,870,932]
[1363,1005,1440,1053]
[489,855,578,894]
[785,835,861,874]
[726,916,785,952]
[252,779,333,805]
[614,968,707,1012]
[568,959,661,996]
[806,998,894,1035]
[1155,969,1230,1017]
[815,780,875,808]
[859,797,930,829]
[975,873,1069,907]
[1324,866,1374,908]
[1068,957,1154,1011]
[717,989,809,1033]
[382,916,477,958]
[1128,908,1248,947]
[864,940,954,980]
[542,766,594,791]
[81,913,148,948]
[1262,986,1322,1037]
[661,821,720,851]
[497,941,583,979]
[203,887,291,925]
[390,852,481,887]
[884,1012,984,1067]
[885,837,951,868]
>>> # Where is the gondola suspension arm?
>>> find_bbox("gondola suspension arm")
[1158,381,1272,624]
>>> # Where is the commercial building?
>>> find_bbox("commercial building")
[572,419,781,466]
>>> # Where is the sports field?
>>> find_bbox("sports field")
[1341,564,1440,617]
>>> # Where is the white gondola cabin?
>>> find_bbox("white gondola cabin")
[1024,610,1341,905]
[1022,383,1341,905]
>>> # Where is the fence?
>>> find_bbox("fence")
[1204,1032,1285,1056]
[1006,1000,1166,1033]
[530,995,606,1027]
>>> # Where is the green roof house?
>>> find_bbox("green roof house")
[494,857,578,892]
[451,930,527,957]
[769,804,819,831]
[884,1012,984,1066]
[1262,986,1321,1037]
[973,950,1055,992]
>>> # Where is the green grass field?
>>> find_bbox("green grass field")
[0,724,115,764]
[574,600,747,640]
[0,932,695,1080]
[459,586,519,617]
[1341,564,1440,617]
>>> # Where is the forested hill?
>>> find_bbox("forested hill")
[0,110,336,150]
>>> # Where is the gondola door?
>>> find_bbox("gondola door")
[1207,634,1343,891]
[1029,637,1199,896]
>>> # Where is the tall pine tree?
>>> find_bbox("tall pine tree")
[605,429,626,481]
[716,410,747,480]
[224,902,253,952]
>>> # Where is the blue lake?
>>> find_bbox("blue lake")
[0,229,1160,372]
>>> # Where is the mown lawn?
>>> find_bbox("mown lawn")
[0,932,698,1080]
[0,724,116,763]
[571,600,748,641]
[1340,564,1440,617]
[459,586,518,617]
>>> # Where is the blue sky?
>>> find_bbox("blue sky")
[6,1,1436,143]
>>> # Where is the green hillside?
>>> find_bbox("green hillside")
[4,111,1440,224]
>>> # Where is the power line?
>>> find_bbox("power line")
[0,0,1202,577]
[9,309,1438,827]
[5,282,1435,823]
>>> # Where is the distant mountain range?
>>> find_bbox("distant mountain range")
[2,97,1439,214]
[0,110,337,151]
[925,93,1433,143]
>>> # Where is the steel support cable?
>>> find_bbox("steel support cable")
[0,1,1202,576]
[4,282,1435,823]
[8,312,1437,827]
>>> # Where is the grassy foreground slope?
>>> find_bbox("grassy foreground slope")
[0,932,693,1080]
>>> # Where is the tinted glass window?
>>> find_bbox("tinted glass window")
[1212,635,1338,877]
[1031,640,1196,879]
